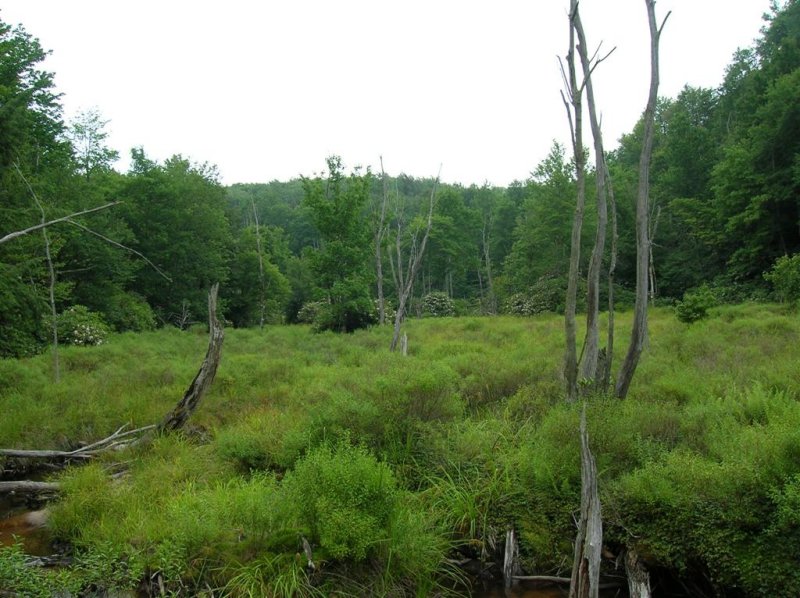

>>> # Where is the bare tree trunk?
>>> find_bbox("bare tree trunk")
[159,284,224,432]
[625,548,651,598]
[251,198,266,328]
[390,171,439,352]
[376,158,390,325]
[562,0,587,403]
[481,219,497,315]
[574,14,613,386]
[14,163,60,382]
[604,164,619,391]
[647,205,661,305]
[615,0,668,399]
[569,406,602,598]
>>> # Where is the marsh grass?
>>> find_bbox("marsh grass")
[2,304,800,595]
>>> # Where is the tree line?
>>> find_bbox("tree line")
[1,0,798,358]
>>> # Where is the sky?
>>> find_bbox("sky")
[1,0,771,187]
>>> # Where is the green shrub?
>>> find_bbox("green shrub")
[282,443,397,561]
[53,305,110,346]
[674,285,716,323]
[296,300,326,324]
[504,275,573,315]
[104,291,156,332]
[422,292,455,317]
[765,253,800,304]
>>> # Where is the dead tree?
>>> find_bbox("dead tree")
[569,406,602,598]
[572,17,615,387]
[159,283,224,432]
[615,0,669,399]
[625,548,652,598]
[388,170,439,352]
[0,202,119,245]
[1,284,225,495]
[375,158,391,325]
[561,0,589,403]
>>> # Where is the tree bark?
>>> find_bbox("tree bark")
[569,406,602,598]
[390,171,439,352]
[159,284,224,432]
[625,548,651,598]
[563,0,587,403]
[573,16,612,387]
[615,0,667,399]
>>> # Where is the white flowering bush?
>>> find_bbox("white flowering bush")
[421,292,455,317]
[54,306,110,346]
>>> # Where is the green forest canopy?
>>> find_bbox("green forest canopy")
[1,1,799,355]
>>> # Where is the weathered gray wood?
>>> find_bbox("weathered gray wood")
[159,284,224,432]
[625,548,651,598]
[0,481,60,494]
[615,0,668,398]
[572,14,612,386]
[569,407,602,598]
[561,0,587,403]
[503,526,520,588]
[0,202,119,245]
[0,424,156,460]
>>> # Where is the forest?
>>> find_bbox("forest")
[1,0,800,597]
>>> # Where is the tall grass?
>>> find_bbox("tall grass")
[1,303,799,595]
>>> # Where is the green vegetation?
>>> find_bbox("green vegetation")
[2,305,800,595]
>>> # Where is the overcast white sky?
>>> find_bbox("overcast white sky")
[2,1,770,187]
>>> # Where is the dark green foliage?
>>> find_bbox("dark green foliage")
[674,285,717,323]
[765,253,800,303]
[302,157,374,332]
[0,263,46,357]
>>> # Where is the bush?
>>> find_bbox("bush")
[282,443,397,561]
[504,275,572,315]
[104,292,156,332]
[296,300,326,324]
[422,292,455,317]
[765,253,800,304]
[674,285,716,324]
[54,305,110,346]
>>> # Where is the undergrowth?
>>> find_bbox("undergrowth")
[1,303,799,595]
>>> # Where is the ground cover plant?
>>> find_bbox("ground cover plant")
[1,303,800,595]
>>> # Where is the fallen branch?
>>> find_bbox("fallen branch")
[0,481,60,495]
[0,424,156,460]
[0,285,223,494]
[0,202,119,245]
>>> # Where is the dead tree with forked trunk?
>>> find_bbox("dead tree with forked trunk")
[388,169,439,352]
[615,0,669,399]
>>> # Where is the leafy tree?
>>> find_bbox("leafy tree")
[67,108,119,180]
[302,156,374,332]
[119,151,231,327]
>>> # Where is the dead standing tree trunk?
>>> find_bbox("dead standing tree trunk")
[569,406,602,598]
[159,283,224,432]
[572,19,615,387]
[389,170,439,352]
[562,0,588,403]
[615,0,669,399]
[375,157,390,325]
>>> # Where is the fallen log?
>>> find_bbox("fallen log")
[0,285,223,495]
[0,481,60,494]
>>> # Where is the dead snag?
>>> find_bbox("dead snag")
[625,548,651,598]
[159,284,224,433]
[569,406,602,598]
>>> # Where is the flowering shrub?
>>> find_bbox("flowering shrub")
[55,306,110,346]
[422,292,455,317]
